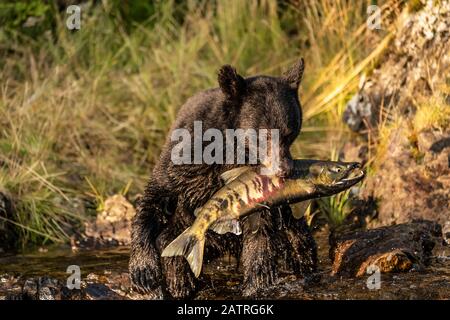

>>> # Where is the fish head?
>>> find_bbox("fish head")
[306,160,365,195]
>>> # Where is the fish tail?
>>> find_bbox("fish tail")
[161,227,205,278]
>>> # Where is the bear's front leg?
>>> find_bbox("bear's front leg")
[156,207,197,299]
[240,209,278,297]
[129,185,169,296]
[279,204,318,276]
[129,210,163,295]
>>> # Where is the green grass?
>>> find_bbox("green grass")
[0,0,401,246]
[314,147,355,228]
[317,189,353,228]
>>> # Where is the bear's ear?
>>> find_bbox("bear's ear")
[218,65,246,100]
[282,58,305,90]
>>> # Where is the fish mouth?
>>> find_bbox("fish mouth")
[335,169,365,187]
[316,167,365,196]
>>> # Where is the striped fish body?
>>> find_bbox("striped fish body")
[198,169,314,224]
[162,159,364,277]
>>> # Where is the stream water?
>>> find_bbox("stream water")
[0,230,449,299]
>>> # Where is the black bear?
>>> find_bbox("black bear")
[129,59,317,298]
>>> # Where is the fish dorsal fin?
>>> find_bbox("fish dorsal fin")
[210,218,242,235]
[290,200,311,219]
[220,167,251,184]
[247,211,262,234]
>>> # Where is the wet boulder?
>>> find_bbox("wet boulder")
[84,283,125,300]
[329,220,442,277]
[0,274,22,300]
[1,276,63,300]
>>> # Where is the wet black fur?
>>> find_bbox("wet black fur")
[129,60,317,298]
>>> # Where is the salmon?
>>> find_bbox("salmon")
[162,159,365,277]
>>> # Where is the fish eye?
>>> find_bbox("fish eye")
[329,166,342,173]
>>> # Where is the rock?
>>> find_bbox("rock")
[84,283,126,300]
[0,274,70,300]
[0,191,17,250]
[37,277,61,300]
[14,277,63,300]
[443,221,450,245]
[22,278,38,299]
[342,88,375,132]
[0,272,138,300]
[84,194,136,246]
[363,127,450,227]
[0,274,22,300]
[330,220,442,277]
[343,0,450,133]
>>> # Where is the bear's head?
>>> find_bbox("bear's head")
[218,59,305,178]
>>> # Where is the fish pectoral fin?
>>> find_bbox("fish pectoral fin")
[210,218,242,235]
[290,200,312,219]
[256,203,270,210]
[247,211,262,234]
[220,167,251,184]
[193,207,201,217]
